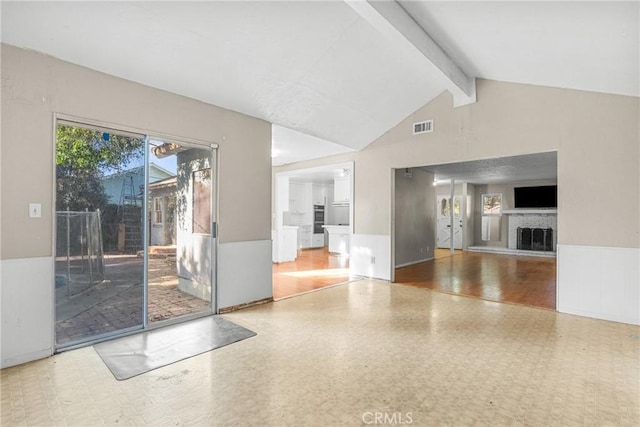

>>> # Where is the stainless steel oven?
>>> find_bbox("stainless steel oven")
[313,205,325,234]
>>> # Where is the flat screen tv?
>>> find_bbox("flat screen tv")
[514,185,557,208]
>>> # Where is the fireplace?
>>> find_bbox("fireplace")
[517,227,554,251]
[505,210,556,254]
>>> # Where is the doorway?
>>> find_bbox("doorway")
[436,195,462,249]
[391,152,558,310]
[54,120,217,349]
[146,140,216,324]
[272,162,354,299]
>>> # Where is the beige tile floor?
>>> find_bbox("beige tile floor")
[2,279,639,426]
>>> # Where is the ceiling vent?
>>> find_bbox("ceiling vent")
[413,120,433,135]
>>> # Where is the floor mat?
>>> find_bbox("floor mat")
[94,315,256,380]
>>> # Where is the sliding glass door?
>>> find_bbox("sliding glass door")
[55,122,146,348]
[146,140,216,325]
[54,120,216,349]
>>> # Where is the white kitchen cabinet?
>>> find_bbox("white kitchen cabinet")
[289,182,303,213]
[298,225,312,249]
[273,226,298,262]
[303,183,312,212]
[290,181,312,214]
[311,233,325,248]
[312,184,327,206]
[333,177,350,204]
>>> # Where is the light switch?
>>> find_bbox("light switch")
[29,203,42,218]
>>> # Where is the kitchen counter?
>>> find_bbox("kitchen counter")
[322,225,350,234]
[322,225,350,255]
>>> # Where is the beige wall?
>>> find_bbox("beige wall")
[435,182,463,197]
[393,168,435,266]
[275,79,640,249]
[0,44,272,260]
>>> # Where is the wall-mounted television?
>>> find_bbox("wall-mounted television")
[514,185,557,208]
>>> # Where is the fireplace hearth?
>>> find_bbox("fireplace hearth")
[517,227,554,251]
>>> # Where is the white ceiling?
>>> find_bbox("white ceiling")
[424,152,558,185]
[278,162,353,185]
[271,125,354,167]
[1,1,638,167]
[400,1,639,98]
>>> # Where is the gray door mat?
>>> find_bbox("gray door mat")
[94,315,256,380]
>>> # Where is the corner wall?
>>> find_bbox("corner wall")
[1,44,273,367]
[393,168,435,267]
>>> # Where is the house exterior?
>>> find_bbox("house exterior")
[102,163,175,206]
[148,176,177,247]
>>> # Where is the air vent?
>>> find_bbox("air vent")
[413,120,433,135]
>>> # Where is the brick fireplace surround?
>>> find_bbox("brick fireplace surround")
[506,211,557,252]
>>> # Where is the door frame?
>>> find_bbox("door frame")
[436,194,463,249]
[144,136,219,329]
[52,113,219,351]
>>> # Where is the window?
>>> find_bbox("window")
[482,193,502,215]
[192,168,211,234]
[440,197,461,217]
[152,197,163,225]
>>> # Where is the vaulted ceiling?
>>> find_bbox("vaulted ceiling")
[2,1,638,165]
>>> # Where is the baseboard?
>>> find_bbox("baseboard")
[218,297,273,314]
[395,257,434,268]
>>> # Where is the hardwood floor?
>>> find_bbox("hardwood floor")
[434,248,463,259]
[272,247,350,300]
[395,251,556,309]
[274,248,555,309]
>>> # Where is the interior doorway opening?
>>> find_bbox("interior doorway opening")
[391,152,558,310]
[272,162,354,300]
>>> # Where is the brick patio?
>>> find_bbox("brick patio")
[55,253,211,346]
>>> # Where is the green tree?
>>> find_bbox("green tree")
[56,125,144,211]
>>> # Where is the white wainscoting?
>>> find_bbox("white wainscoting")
[557,244,639,325]
[217,239,273,309]
[1,257,54,368]
[350,234,391,280]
